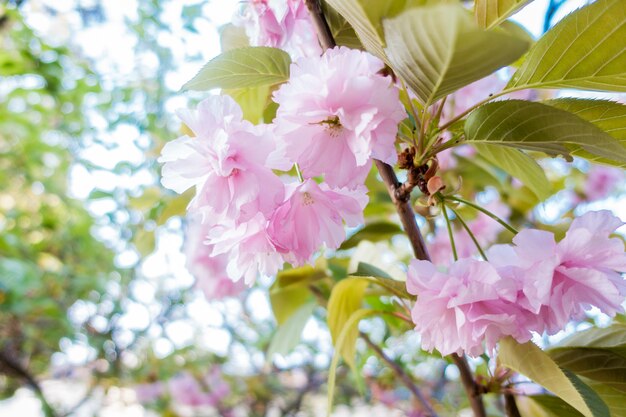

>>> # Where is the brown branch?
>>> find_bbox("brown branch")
[304,0,336,49]
[504,393,522,417]
[361,331,438,417]
[305,4,486,417]
[0,351,58,417]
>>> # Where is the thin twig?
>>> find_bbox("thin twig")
[0,351,58,417]
[304,0,336,49]
[361,332,438,417]
[451,354,487,417]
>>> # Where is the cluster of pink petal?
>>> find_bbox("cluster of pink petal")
[236,0,321,58]
[583,165,624,201]
[160,47,400,287]
[429,200,511,266]
[134,370,230,409]
[408,210,626,357]
[273,46,406,188]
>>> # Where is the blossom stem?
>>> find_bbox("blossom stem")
[295,163,304,182]
[441,203,459,261]
[447,196,518,235]
[360,331,439,417]
[304,0,336,49]
[448,205,489,261]
[504,393,522,417]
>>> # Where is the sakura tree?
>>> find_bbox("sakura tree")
[160,0,626,416]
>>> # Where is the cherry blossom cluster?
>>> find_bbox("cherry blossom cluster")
[160,47,404,288]
[235,0,321,58]
[407,210,626,357]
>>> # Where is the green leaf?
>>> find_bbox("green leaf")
[327,308,375,416]
[267,302,316,358]
[383,4,529,106]
[322,1,363,50]
[498,337,610,417]
[354,261,393,280]
[222,85,270,124]
[585,380,626,417]
[550,348,626,394]
[270,265,326,325]
[550,324,626,356]
[473,144,551,201]
[182,47,291,91]
[339,221,403,249]
[327,277,370,369]
[507,0,626,93]
[545,99,626,168]
[219,23,250,52]
[464,100,626,163]
[475,0,534,29]
[351,262,412,299]
[521,395,586,417]
[324,0,421,59]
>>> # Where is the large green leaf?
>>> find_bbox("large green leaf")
[475,0,534,29]
[327,308,375,416]
[267,302,316,358]
[182,47,291,91]
[464,100,626,163]
[550,348,626,394]
[507,0,626,92]
[498,337,610,417]
[324,0,423,59]
[270,264,327,325]
[549,324,626,356]
[585,380,626,417]
[322,1,363,50]
[545,99,626,167]
[474,143,551,201]
[327,277,369,369]
[383,4,529,106]
[223,86,271,124]
[520,395,585,417]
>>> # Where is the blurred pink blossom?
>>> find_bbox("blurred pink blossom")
[169,372,226,408]
[273,46,405,188]
[583,165,624,201]
[237,0,321,58]
[134,382,165,404]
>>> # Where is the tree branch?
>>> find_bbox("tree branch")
[361,331,438,417]
[305,4,486,417]
[0,351,58,417]
[504,393,522,417]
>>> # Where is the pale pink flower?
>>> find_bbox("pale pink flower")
[209,213,285,285]
[583,165,624,201]
[168,373,219,407]
[134,382,165,404]
[237,0,321,58]
[268,179,368,265]
[489,210,626,334]
[273,47,405,188]
[159,96,284,224]
[185,220,245,299]
[406,258,531,357]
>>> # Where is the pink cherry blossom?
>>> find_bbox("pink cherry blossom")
[159,95,284,224]
[236,0,321,58]
[184,220,245,299]
[268,179,368,265]
[406,258,531,357]
[489,210,626,334]
[209,213,285,285]
[168,373,220,407]
[272,46,405,188]
[134,382,165,404]
[583,165,624,201]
